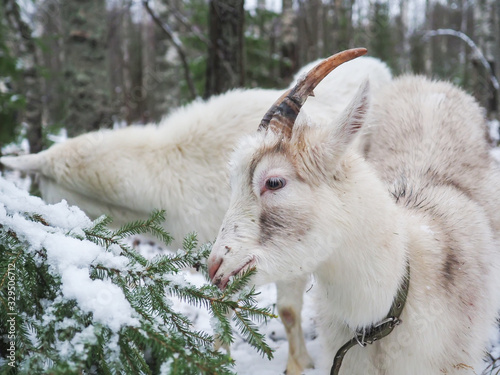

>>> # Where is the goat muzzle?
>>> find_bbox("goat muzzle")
[258,48,368,137]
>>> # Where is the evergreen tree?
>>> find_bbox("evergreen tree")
[245,7,283,88]
[0,177,274,374]
[369,1,396,72]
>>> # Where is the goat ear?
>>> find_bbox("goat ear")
[292,80,370,176]
[331,79,370,149]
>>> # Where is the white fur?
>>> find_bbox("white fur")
[208,74,500,374]
[1,57,392,374]
[0,56,390,248]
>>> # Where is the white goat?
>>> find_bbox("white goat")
[208,49,500,374]
[0,56,392,374]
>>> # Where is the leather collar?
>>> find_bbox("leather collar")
[330,261,410,375]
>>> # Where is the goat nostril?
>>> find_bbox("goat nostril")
[208,257,223,281]
[214,276,222,288]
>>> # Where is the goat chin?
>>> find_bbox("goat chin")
[0,56,392,375]
[209,71,500,375]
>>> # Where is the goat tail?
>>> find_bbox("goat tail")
[1,153,44,172]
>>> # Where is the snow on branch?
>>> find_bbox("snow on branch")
[0,176,274,374]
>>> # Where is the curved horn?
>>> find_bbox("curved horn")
[258,48,368,137]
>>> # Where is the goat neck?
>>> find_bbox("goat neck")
[310,155,409,328]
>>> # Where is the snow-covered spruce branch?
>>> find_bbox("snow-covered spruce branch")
[423,28,500,90]
[0,177,274,374]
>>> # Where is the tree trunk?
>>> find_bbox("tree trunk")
[107,4,126,124]
[4,0,44,153]
[39,0,65,135]
[204,0,245,98]
[280,0,298,82]
[494,0,500,117]
[60,0,113,136]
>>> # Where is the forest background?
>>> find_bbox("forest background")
[0,0,499,155]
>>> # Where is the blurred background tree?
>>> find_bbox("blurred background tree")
[59,0,114,136]
[2,0,41,153]
[0,0,498,154]
[204,0,244,97]
[0,2,25,151]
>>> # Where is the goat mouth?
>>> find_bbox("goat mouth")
[217,257,256,290]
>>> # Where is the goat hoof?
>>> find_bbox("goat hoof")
[285,356,314,375]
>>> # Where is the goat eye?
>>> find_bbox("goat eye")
[265,177,286,191]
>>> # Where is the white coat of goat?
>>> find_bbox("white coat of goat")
[1,56,392,374]
[208,49,500,374]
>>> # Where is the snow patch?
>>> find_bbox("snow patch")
[420,225,434,235]
[489,119,499,144]
[491,148,500,163]
[46,128,68,144]
[61,266,138,331]
[0,176,138,332]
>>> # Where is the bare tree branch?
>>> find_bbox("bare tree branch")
[424,28,499,91]
[166,0,211,46]
[142,0,197,100]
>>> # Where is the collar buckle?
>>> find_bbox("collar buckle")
[354,316,403,348]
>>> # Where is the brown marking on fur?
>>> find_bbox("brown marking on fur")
[389,175,472,298]
[424,167,474,202]
[440,179,473,201]
[254,123,345,188]
[248,137,309,191]
[248,138,291,184]
[423,167,475,202]
[279,307,296,329]
[421,168,496,233]
[453,363,473,371]
[259,207,309,244]
[293,130,328,183]
[442,250,460,289]
[259,210,288,243]
[390,169,483,218]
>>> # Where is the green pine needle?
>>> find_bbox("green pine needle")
[0,202,276,375]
